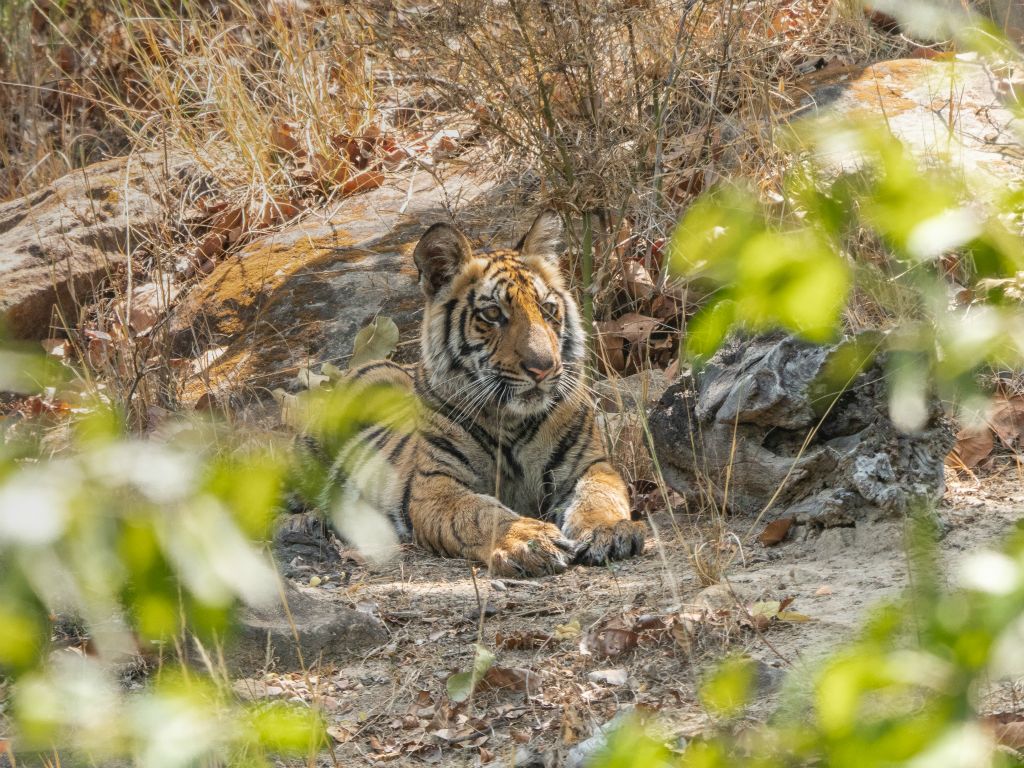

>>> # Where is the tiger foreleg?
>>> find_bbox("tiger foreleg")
[559,461,645,566]
[410,473,577,577]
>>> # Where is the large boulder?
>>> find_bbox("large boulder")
[797,58,1024,185]
[648,333,952,527]
[0,152,192,339]
[171,168,517,400]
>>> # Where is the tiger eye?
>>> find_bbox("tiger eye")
[479,305,503,323]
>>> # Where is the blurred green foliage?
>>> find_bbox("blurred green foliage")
[0,344,417,764]
[0,400,331,765]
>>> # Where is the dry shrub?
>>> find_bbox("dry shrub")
[372,0,904,319]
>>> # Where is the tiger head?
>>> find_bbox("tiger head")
[413,210,586,417]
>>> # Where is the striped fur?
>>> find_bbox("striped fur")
[324,211,645,576]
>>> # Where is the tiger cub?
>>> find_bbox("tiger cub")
[325,211,645,577]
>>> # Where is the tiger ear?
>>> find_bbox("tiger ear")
[516,210,563,261]
[413,223,474,296]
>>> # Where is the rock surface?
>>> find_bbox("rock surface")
[172,167,530,400]
[0,151,190,339]
[648,332,952,526]
[227,581,386,673]
[273,511,341,568]
[798,58,1024,186]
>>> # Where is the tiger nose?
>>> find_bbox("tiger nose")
[522,356,556,382]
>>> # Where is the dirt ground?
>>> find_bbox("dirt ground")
[241,468,1024,767]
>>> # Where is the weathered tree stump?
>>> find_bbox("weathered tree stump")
[648,332,952,527]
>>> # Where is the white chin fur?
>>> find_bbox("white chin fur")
[504,392,554,417]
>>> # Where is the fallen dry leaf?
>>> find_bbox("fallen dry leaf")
[196,231,225,260]
[745,597,803,631]
[341,168,385,196]
[948,426,994,469]
[478,665,543,696]
[208,205,244,240]
[327,723,356,744]
[758,517,794,547]
[122,281,180,335]
[610,312,661,344]
[269,119,301,154]
[554,618,581,640]
[587,668,628,686]
[986,713,1024,750]
[594,329,626,374]
[777,610,812,622]
[581,625,639,658]
[350,316,400,367]
[622,261,655,301]
[495,630,553,650]
[41,338,68,359]
[990,395,1024,449]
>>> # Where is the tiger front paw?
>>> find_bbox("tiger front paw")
[486,517,579,577]
[568,519,645,566]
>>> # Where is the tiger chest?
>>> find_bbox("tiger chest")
[495,437,583,521]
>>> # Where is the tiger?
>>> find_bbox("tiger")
[322,210,645,577]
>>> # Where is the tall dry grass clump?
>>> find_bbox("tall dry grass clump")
[104,0,378,205]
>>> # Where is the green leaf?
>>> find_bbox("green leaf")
[320,362,346,382]
[734,230,849,341]
[446,644,495,702]
[685,299,735,361]
[700,655,755,718]
[668,186,763,282]
[349,316,399,368]
[589,716,675,768]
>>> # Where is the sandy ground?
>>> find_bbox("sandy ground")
[243,468,1024,767]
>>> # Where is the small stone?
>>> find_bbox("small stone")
[513,747,547,768]
[587,668,628,686]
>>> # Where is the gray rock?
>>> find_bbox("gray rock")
[513,747,553,768]
[0,151,192,339]
[648,332,952,527]
[273,511,340,565]
[226,582,386,673]
[592,369,670,413]
[692,582,756,612]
